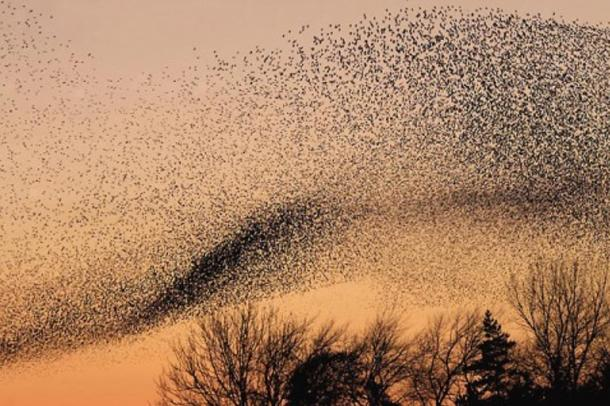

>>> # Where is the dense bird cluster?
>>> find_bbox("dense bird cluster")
[0,1,608,365]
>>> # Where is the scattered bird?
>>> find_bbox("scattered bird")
[0,2,608,365]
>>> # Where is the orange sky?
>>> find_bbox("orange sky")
[0,280,388,406]
[0,1,608,405]
[21,0,610,75]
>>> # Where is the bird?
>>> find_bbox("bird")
[0,1,608,365]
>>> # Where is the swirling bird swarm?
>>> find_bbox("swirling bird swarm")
[0,3,608,364]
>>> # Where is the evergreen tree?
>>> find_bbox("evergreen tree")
[463,310,516,404]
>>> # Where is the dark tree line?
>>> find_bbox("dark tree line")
[156,259,610,405]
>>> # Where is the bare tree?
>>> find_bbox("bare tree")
[357,316,413,405]
[286,317,413,406]
[156,305,311,406]
[406,310,483,406]
[507,259,610,397]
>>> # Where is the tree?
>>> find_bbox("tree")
[459,310,516,405]
[357,317,413,405]
[156,304,419,406]
[156,305,311,406]
[406,310,483,406]
[286,349,364,405]
[581,345,610,403]
[286,316,412,406]
[498,345,543,406]
[508,259,610,400]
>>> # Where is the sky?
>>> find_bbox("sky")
[24,0,610,74]
[0,1,608,405]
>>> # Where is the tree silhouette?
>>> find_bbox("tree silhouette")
[581,346,610,403]
[286,349,364,405]
[458,310,518,405]
[154,259,610,405]
[406,311,483,406]
[508,259,610,401]
[286,317,412,406]
[357,317,412,405]
[156,305,311,406]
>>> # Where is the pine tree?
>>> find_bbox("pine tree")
[464,310,516,405]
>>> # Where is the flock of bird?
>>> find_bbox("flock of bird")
[0,1,608,365]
